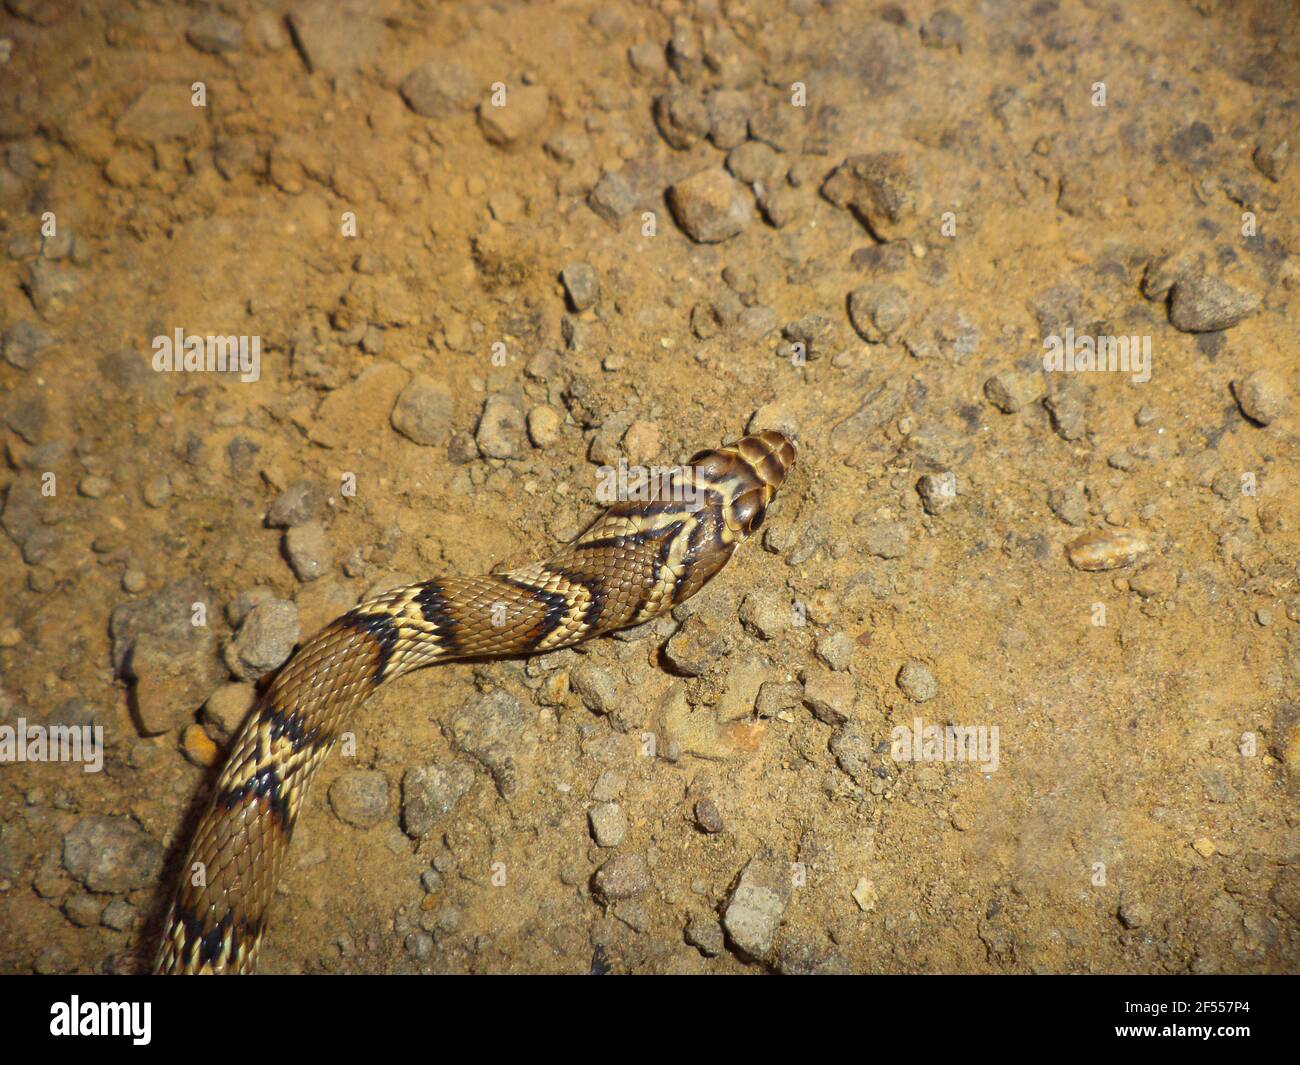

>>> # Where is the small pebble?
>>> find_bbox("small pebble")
[1168,273,1260,333]
[267,480,325,528]
[694,797,724,834]
[589,802,627,847]
[1066,530,1149,571]
[285,522,333,582]
[329,769,390,829]
[896,661,938,703]
[527,405,562,448]
[593,852,650,900]
[916,470,958,514]
[560,262,599,312]
[1232,369,1287,426]
[78,474,111,498]
[815,631,855,672]
[1118,899,1151,929]
[181,723,220,767]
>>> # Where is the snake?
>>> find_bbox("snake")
[155,430,796,974]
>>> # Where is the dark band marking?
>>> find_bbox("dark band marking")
[415,580,461,654]
[219,764,291,829]
[338,610,400,684]
[261,702,321,753]
[576,518,686,558]
[538,564,608,632]
[501,578,570,646]
[177,906,262,972]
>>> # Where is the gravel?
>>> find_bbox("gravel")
[814,631,855,671]
[821,152,920,239]
[478,84,550,148]
[3,321,53,369]
[848,283,910,343]
[588,171,636,222]
[738,590,790,640]
[399,53,477,118]
[694,797,724,834]
[663,614,726,677]
[686,914,725,956]
[654,90,710,149]
[570,663,619,715]
[187,13,242,53]
[526,405,562,448]
[917,470,958,514]
[475,394,526,459]
[802,668,857,725]
[202,682,256,740]
[1066,530,1149,571]
[863,521,910,559]
[984,371,1040,413]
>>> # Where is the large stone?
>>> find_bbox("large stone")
[288,0,387,75]
[329,769,390,828]
[115,85,207,145]
[391,374,454,446]
[128,633,219,735]
[478,84,551,148]
[1168,274,1260,332]
[821,152,921,239]
[401,764,474,837]
[475,393,525,459]
[723,855,791,960]
[310,362,408,448]
[62,817,163,893]
[667,169,752,243]
[399,52,478,117]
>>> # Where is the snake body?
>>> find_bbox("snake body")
[156,431,795,974]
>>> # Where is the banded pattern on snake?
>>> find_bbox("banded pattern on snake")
[156,431,796,974]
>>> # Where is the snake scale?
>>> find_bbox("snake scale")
[156,431,796,974]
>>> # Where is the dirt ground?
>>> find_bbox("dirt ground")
[0,0,1297,975]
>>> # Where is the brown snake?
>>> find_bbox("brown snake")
[156,431,795,974]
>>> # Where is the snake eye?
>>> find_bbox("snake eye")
[731,490,766,535]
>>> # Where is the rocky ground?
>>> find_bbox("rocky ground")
[0,0,1297,975]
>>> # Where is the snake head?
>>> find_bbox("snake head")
[691,430,797,540]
